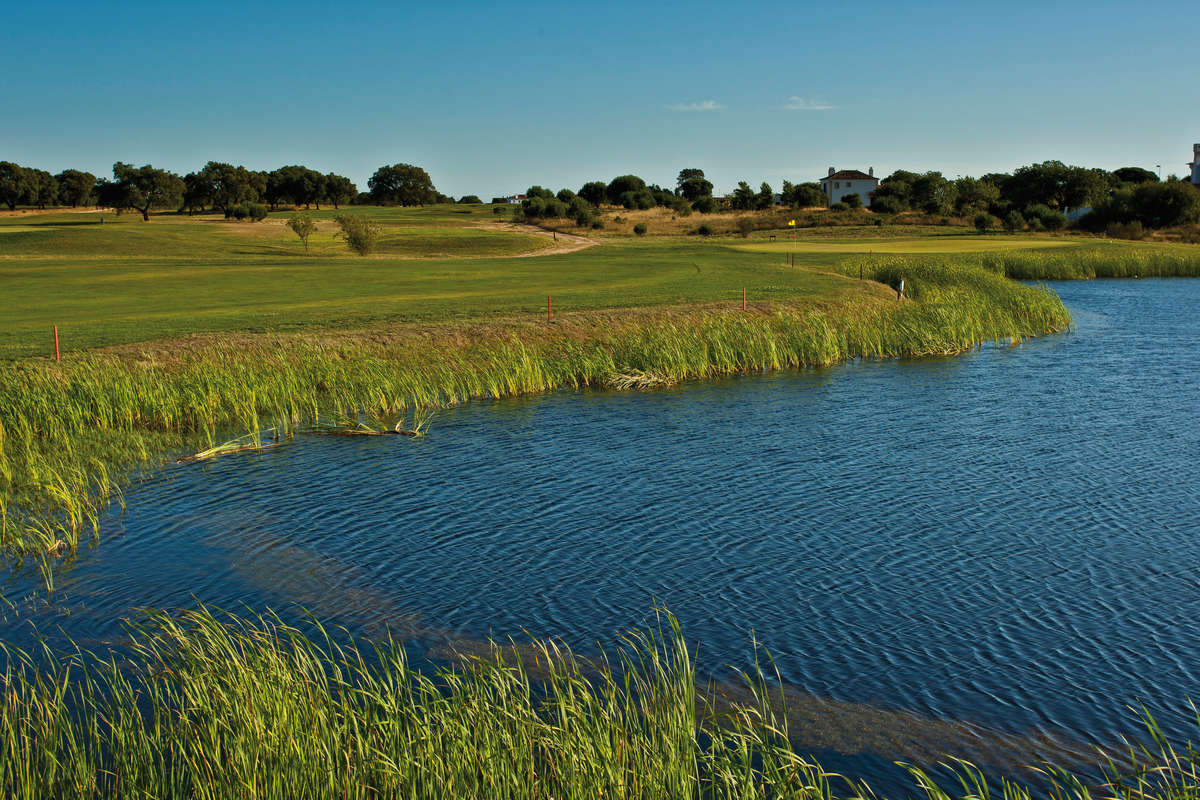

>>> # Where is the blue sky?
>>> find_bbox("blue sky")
[2,0,1196,198]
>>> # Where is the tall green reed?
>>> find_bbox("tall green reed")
[0,262,1071,565]
[1,606,1196,800]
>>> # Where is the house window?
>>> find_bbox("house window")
[834,182,840,189]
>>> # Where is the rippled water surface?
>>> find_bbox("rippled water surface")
[4,279,1200,791]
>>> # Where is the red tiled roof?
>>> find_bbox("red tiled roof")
[822,170,876,182]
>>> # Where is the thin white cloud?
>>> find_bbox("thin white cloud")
[667,99,723,112]
[785,96,835,111]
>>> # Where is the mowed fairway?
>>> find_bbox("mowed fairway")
[0,205,1087,358]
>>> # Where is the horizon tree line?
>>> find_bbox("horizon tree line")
[2,158,1196,231]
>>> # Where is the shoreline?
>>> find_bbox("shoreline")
[0,258,1071,570]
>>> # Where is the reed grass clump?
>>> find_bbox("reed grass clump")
[1,607,1197,800]
[978,243,1200,280]
[0,262,1071,568]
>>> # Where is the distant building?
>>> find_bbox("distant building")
[506,194,527,204]
[819,167,879,207]
[1190,143,1200,186]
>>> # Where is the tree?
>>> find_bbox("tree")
[324,173,356,209]
[525,185,555,200]
[606,175,646,201]
[633,223,647,236]
[287,212,317,253]
[676,168,713,201]
[953,177,1001,215]
[369,163,437,206]
[910,172,956,215]
[691,196,718,214]
[25,169,58,209]
[577,181,607,206]
[974,212,997,232]
[268,165,325,209]
[870,170,919,212]
[55,169,95,207]
[459,195,483,204]
[1130,182,1200,228]
[1003,161,1105,210]
[1062,167,1110,209]
[111,162,185,221]
[784,181,824,208]
[334,214,381,255]
[555,189,575,203]
[0,162,29,210]
[755,182,774,210]
[1112,167,1159,185]
[181,171,213,214]
[730,181,755,210]
[197,162,259,216]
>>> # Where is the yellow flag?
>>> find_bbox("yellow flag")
[787,219,796,226]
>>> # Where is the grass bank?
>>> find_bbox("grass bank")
[0,258,1071,569]
[0,606,1190,799]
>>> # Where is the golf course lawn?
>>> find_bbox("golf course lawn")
[0,204,1124,358]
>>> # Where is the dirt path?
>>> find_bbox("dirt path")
[474,222,598,257]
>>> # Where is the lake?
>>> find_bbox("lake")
[3,278,1198,793]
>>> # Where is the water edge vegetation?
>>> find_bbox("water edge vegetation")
[1,606,1195,799]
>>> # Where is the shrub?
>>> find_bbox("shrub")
[874,218,884,227]
[670,198,692,216]
[458,195,482,204]
[1003,210,1026,233]
[574,211,592,227]
[696,223,713,236]
[567,196,591,217]
[286,212,316,252]
[973,212,997,232]
[691,196,717,214]
[333,214,380,256]
[870,195,905,214]
[736,217,755,238]
[522,197,546,217]
[1042,210,1068,231]
[492,206,504,215]
[541,198,567,218]
[618,189,654,210]
[1106,220,1145,240]
[1024,203,1067,231]
[633,223,647,236]
[590,218,604,229]
[841,193,863,209]
[830,201,850,212]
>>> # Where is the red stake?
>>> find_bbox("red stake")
[53,325,59,361]
[742,287,746,311]
[547,295,552,322]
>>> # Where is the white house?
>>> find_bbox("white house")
[819,168,879,207]
[1190,143,1200,186]
[506,194,527,204]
